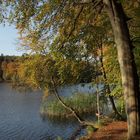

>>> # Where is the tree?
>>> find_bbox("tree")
[103,0,140,139]
[85,24,122,118]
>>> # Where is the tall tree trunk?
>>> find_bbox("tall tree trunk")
[103,0,140,139]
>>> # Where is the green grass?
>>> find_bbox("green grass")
[40,93,97,118]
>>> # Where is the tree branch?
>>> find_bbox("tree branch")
[73,0,102,8]
[67,6,84,39]
[51,76,84,123]
[51,76,96,127]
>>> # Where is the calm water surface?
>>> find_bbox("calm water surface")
[0,83,84,140]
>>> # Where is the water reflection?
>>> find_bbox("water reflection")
[0,83,86,140]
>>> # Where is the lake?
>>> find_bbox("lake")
[0,83,88,140]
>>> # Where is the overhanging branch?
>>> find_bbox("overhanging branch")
[51,76,96,127]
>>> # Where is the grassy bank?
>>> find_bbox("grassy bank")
[40,93,97,118]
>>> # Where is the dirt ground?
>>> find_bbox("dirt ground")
[89,121,127,140]
[83,121,140,140]
[79,121,140,140]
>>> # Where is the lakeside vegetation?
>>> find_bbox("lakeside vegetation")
[40,93,97,118]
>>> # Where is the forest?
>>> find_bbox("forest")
[0,0,140,140]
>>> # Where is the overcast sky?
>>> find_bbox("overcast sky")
[0,24,25,56]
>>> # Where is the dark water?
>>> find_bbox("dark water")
[0,83,85,140]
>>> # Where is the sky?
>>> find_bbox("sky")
[0,24,25,56]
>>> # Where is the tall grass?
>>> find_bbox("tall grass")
[40,93,97,118]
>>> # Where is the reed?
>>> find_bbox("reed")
[40,93,96,118]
